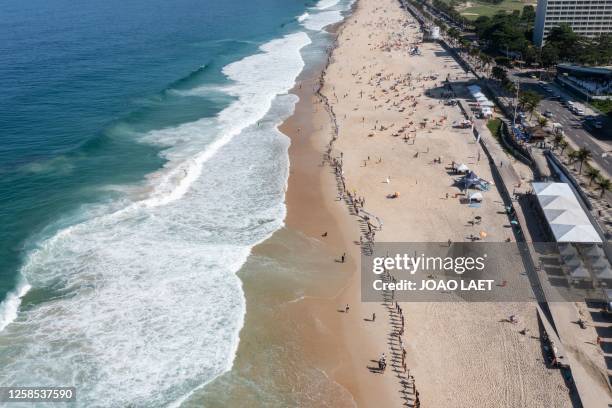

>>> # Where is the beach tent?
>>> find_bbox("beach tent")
[591,256,609,270]
[463,171,479,189]
[532,182,602,244]
[563,256,582,269]
[595,265,612,281]
[583,244,605,258]
[461,171,490,191]
[569,265,590,280]
[468,192,483,202]
[558,243,578,257]
[456,163,469,173]
[481,107,493,117]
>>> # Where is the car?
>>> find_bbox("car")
[575,109,585,116]
[595,121,603,129]
[543,110,554,118]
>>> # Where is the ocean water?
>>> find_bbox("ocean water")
[0,0,351,406]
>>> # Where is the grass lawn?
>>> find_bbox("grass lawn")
[591,99,612,116]
[459,0,533,20]
[487,118,503,137]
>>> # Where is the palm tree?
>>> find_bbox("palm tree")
[575,147,592,174]
[568,150,579,164]
[538,116,548,128]
[596,176,611,198]
[553,134,564,149]
[519,91,542,120]
[586,167,601,186]
[559,140,569,155]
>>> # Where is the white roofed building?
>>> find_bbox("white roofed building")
[532,182,602,243]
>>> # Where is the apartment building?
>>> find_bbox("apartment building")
[533,0,612,46]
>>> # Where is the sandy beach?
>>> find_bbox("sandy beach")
[276,0,576,406]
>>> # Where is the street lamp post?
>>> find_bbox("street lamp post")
[513,80,520,125]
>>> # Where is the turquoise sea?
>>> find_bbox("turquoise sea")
[0,0,351,405]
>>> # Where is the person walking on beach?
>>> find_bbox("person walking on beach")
[345,304,350,313]
[372,312,376,321]
[341,252,346,263]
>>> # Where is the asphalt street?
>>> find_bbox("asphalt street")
[513,73,612,176]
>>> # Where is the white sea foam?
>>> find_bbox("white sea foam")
[297,12,310,22]
[301,10,344,31]
[315,0,340,9]
[0,280,31,332]
[0,31,309,407]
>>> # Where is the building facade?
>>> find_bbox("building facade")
[533,0,612,46]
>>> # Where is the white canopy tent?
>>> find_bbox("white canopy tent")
[533,182,602,243]
[456,163,469,172]
[595,265,612,280]
[468,192,483,202]
[569,265,591,280]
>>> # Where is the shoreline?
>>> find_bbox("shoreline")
[276,1,406,405]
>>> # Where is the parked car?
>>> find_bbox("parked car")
[543,110,553,118]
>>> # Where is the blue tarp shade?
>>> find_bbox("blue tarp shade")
[512,125,530,142]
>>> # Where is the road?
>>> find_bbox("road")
[511,73,612,177]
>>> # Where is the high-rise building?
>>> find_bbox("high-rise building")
[533,0,612,46]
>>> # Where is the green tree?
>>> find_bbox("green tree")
[553,134,564,149]
[523,45,540,66]
[491,66,507,82]
[575,147,592,174]
[540,44,559,67]
[545,24,580,61]
[586,167,601,186]
[538,116,548,127]
[559,140,569,155]
[521,5,536,23]
[495,56,512,67]
[597,177,611,198]
[518,90,542,119]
